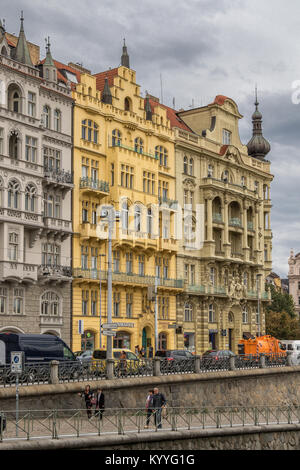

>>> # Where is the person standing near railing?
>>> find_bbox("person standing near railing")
[94,387,105,419]
[78,384,94,419]
[144,389,154,428]
[150,387,167,429]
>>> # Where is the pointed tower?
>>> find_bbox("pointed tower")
[43,37,57,83]
[13,12,33,66]
[121,38,130,68]
[0,19,5,40]
[247,88,270,160]
[145,94,152,121]
[101,77,112,104]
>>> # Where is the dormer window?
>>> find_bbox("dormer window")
[124,97,132,111]
[222,129,231,145]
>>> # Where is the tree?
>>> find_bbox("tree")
[265,310,300,339]
[265,284,296,317]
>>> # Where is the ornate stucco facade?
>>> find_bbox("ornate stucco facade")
[174,95,273,354]
[68,47,183,353]
[0,19,73,343]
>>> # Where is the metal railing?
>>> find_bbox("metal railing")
[0,354,289,388]
[1,404,300,442]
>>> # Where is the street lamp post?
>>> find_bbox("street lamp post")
[257,273,263,337]
[99,253,105,349]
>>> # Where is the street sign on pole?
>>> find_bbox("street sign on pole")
[102,330,117,337]
[102,323,117,329]
[11,352,24,374]
[168,324,177,329]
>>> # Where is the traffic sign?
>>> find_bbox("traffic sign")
[113,322,134,328]
[102,330,117,337]
[102,323,117,329]
[11,352,24,374]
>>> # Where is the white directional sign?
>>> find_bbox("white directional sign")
[102,323,117,329]
[102,330,117,337]
[11,352,24,374]
[102,322,134,329]
[168,324,177,329]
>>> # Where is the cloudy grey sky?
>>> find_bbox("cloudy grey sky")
[3,0,300,277]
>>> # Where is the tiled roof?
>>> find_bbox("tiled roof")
[212,95,230,106]
[220,145,229,156]
[94,68,119,92]
[148,98,193,132]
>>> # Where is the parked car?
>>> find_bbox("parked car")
[202,350,235,369]
[91,349,150,376]
[76,350,93,363]
[155,349,195,372]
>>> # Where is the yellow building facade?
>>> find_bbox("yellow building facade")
[71,54,183,353]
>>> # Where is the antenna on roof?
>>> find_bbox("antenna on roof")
[160,73,163,104]
[173,97,175,109]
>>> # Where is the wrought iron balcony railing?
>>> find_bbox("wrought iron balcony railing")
[80,177,109,193]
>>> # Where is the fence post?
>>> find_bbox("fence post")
[50,360,59,384]
[153,357,161,376]
[194,356,201,374]
[229,355,236,371]
[259,354,266,369]
[106,359,115,380]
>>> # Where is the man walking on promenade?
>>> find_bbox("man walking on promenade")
[151,387,167,429]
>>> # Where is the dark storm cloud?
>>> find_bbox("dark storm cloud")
[2,0,300,276]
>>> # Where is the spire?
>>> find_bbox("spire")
[145,93,152,121]
[44,37,55,67]
[0,18,5,39]
[14,11,33,66]
[246,87,270,160]
[102,77,112,104]
[121,38,130,68]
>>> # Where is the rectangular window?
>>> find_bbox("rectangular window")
[113,292,120,317]
[121,165,134,189]
[82,164,89,178]
[82,290,89,316]
[81,246,88,270]
[113,251,120,272]
[91,291,97,316]
[42,243,60,266]
[0,287,7,314]
[111,163,114,186]
[138,255,145,276]
[25,136,38,163]
[143,171,155,194]
[126,253,133,274]
[8,232,18,261]
[13,288,24,315]
[222,129,231,145]
[126,293,133,318]
[28,92,36,117]
[0,128,3,155]
[44,147,61,171]
[82,201,89,223]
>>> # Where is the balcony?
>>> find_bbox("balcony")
[79,177,109,196]
[0,207,44,229]
[72,268,183,289]
[38,265,72,283]
[158,196,178,208]
[42,217,72,240]
[0,261,38,283]
[109,142,158,161]
[213,213,223,224]
[229,218,242,228]
[44,167,73,192]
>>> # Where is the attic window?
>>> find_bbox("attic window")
[64,70,78,83]
[222,129,231,145]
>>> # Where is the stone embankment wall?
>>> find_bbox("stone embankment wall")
[0,366,299,411]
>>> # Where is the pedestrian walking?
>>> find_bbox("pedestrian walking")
[148,346,154,358]
[151,387,167,429]
[144,389,154,428]
[119,350,127,376]
[94,387,105,419]
[78,384,94,419]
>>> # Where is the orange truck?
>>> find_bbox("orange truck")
[238,335,287,357]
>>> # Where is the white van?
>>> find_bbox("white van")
[280,340,300,365]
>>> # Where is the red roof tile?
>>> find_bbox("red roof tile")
[94,68,119,92]
[211,95,230,106]
[148,98,193,132]
[219,145,229,156]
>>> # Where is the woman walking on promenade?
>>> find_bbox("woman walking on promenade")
[78,384,94,419]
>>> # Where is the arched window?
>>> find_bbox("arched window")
[242,306,248,324]
[147,207,153,235]
[208,304,215,323]
[189,158,194,176]
[134,205,142,232]
[1,46,8,57]
[41,291,60,316]
[121,200,129,230]
[155,146,168,167]
[13,91,21,113]
[8,84,22,113]
[8,179,20,209]
[124,97,132,111]
[184,303,193,322]
[112,129,122,147]
[134,137,144,154]
[183,156,188,174]
[25,184,37,212]
[43,105,50,129]
[81,119,98,143]
[54,109,61,132]
[9,131,19,159]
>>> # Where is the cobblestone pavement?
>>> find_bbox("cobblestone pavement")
[1,407,299,443]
